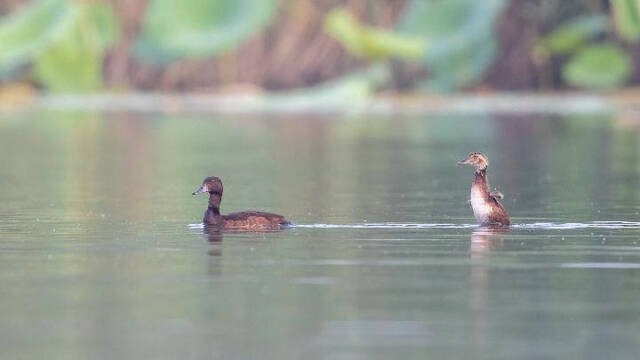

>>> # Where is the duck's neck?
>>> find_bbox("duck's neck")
[473,169,489,195]
[208,192,222,215]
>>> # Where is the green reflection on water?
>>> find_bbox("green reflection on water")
[0,112,639,359]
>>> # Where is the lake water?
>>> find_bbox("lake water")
[1,111,639,359]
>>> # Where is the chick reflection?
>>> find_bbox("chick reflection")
[470,226,509,256]
[469,226,509,350]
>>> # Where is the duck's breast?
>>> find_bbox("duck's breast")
[470,185,492,224]
[203,209,224,226]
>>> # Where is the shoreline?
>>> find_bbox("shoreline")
[0,91,634,115]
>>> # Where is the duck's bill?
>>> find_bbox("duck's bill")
[192,186,205,195]
[457,158,470,165]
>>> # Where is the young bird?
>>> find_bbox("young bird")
[457,152,510,226]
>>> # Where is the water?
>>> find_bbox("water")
[1,111,640,359]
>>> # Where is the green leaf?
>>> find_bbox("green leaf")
[324,8,424,60]
[274,63,390,103]
[87,2,120,49]
[424,33,497,92]
[611,0,640,42]
[33,2,120,91]
[537,14,610,55]
[397,0,506,91]
[0,0,76,75]
[562,43,632,89]
[135,0,278,64]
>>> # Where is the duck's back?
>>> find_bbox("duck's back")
[487,196,510,226]
[223,211,291,230]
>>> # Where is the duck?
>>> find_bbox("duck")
[192,176,291,231]
[457,152,510,226]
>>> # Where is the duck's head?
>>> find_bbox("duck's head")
[192,176,223,195]
[457,152,489,171]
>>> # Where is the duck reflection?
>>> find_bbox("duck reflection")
[203,225,223,257]
[203,225,223,243]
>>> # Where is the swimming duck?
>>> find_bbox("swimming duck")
[192,176,291,231]
[457,152,510,226]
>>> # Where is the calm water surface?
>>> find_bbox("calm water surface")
[1,112,640,359]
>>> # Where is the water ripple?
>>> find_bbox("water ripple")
[293,223,477,229]
[512,221,640,230]
[188,221,640,231]
[560,262,640,269]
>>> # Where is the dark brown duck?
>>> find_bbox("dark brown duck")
[193,176,291,231]
[457,152,510,226]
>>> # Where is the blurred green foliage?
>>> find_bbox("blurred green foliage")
[0,0,278,90]
[271,63,390,110]
[324,0,505,91]
[0,0,118,91]
[134,0,278,64]
[33,2,119,91]
[324,9,424,60]
[397,0,505,91]
[0,0,639,92]
[537,14,609,55]
[0,0,74,75]
[536,2,640,90]
[563,44,632,89]
[611,0,640,41]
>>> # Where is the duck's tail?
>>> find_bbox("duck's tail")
[489,190,504,200]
